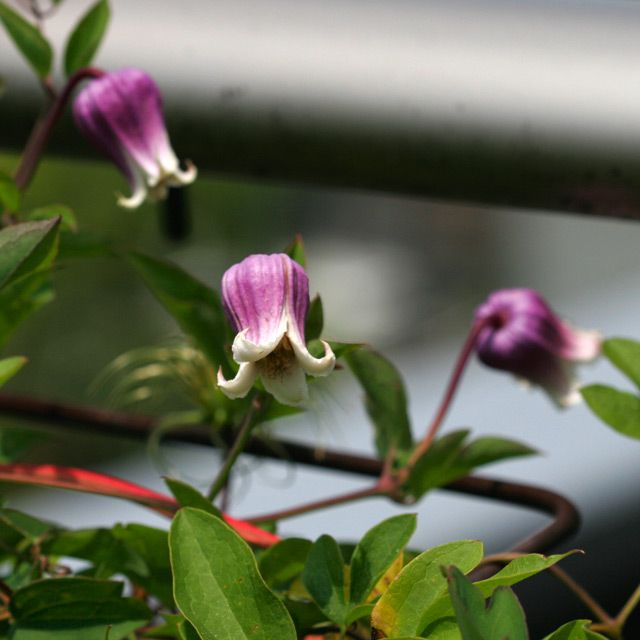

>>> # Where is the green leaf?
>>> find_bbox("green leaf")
[129,253,232,374]
[43,525,173,606]
[302,534,348,625]
[0,218,60,291]
[0,270,55,349]
[64,0,110,76]
[0,426,40,463]
[169,507,296,640]
[543,620,608,639]
[27,205,78,232]
[305,294,323,341]
[349,514,416,605]
[285,234,306,267]
[581,384,640,440]
[446,566,529,640]
[0,2,52,77]
[345,347,413,458]
[164,477,220,517]
[258,537,311,589]
[409,431,536,498]
[345,603,374,626]
[10,577,151,639]
[603,338,640,389]
[425,551,577,625]
[0,219,60,345]
[0,355,26,386]
[371,540,484,638]
[0,508,54,547]
[0,172,20,212]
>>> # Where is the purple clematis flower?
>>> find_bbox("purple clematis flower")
[217,253,336,406]
[73,68,196,208]
[474,288,601,407]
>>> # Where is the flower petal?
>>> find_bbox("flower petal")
[222,254,290,351]
[289,337,336,376]
[258,360,309,406]
[217,361,258,399]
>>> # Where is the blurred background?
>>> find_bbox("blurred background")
[2,0,640,635]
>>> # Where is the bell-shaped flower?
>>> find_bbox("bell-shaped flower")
[73,68,196,208]
[474,288,601,407]
[217,253,336,406]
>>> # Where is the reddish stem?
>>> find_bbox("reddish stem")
[13,66,105,192]
[407,317,491,467]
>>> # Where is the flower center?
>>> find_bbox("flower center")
[257,336,297,380]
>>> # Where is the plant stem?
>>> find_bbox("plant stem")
[615,583,640,628]
[248,482,386,524]
[13,67,105,192]
[548,565,615,626]
[206,398,258,502]
[407,318,487,467]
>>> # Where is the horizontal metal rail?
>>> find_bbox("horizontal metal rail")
[0,392,580,556]
[3,0,640,220]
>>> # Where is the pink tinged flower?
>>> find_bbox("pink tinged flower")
[73,68,196,209]
[217,253,336,406]
[474,288,601,407]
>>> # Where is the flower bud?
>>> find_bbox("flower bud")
[474,288,601,406]
[217,253,335,406]
[73,68,196,208]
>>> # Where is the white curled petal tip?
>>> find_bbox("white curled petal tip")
[172,159,197,186]
[291,339,336,377]
[232,324,286,363]
[217,362,258,399]
[567,328,602,362]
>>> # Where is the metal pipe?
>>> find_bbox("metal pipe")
[3,0,640,219]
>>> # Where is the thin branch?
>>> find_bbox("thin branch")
[13,67,105,192]
[0,391,580,557]
[407,318,487,467]
[248,482,385,524]
[548,564,614,626]
[615,583,640,628]
[207,396,258,502]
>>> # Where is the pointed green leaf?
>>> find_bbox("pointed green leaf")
[0,2,52,77]
[409,432,536,498]
[169,508,296,640]
[305,294,323,341]
[258,537,311,589]
[0,355,27,386]
[581,384,640,440]
[424,551,577,625]
[10,576,150,640]
[164,477,221,517]
[28,205,78,232]
[447,566,529,640]
[0,172,20,212]
[285,234,306,267]
[349,514,416,605]
[371,540,483,638]
[603,338,640,389]
[64,0,110,76]
[543,619,608,639]
[345,347,413,458]
[302,534,348,625]
[0,218,60,290]
[129,253,232,374]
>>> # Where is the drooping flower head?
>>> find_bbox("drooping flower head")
[217,253,336,406]
[73,68,196,208]
[474,288,601,406]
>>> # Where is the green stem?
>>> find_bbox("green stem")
[206,397,258,502]
[615,583,640,629]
